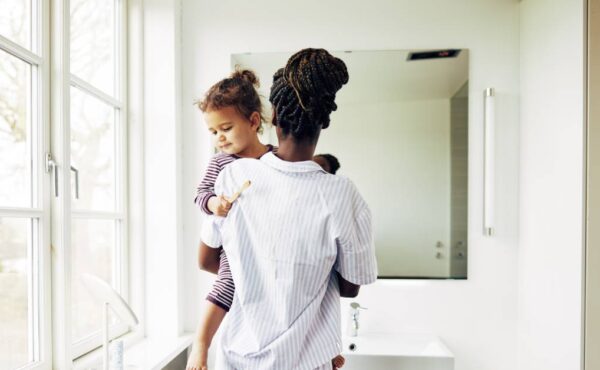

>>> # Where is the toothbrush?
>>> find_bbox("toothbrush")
[227,180,251,203]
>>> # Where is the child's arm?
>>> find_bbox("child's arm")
[195,154,233,216]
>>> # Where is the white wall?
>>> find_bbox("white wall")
[518,1,586,369]
[317,99,452,277]
[143,0,184,338]
[181,1,520,370]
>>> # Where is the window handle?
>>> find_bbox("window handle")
[70,165,79,199]
[46,152,58,197]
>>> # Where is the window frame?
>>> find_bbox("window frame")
[66,0,131,360]
[1,0,135,367]
[0,0,52,368]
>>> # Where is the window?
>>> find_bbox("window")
[0,0,129,368]
[0,0,45,368]
[68,0,128,357]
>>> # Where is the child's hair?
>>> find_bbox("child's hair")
[269,48,349,142]
[197,68,266,133]
[314,153,340,174]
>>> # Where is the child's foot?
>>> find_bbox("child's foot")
[186,340,208,370]
[332,354,345,369]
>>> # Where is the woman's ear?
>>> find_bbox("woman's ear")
[249,111,261,132]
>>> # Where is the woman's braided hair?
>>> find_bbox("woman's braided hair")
[269,48,349,141]
[197,68,266,133]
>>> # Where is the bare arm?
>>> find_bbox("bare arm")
[337,272,361,298]
[198,241,221,274]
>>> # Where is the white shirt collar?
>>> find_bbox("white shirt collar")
[261,152,326,174]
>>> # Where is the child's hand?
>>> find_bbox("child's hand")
[208,195,232,217]
[214,195,232,217]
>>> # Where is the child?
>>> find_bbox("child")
[313,153,341,175]
[187,69,345,370]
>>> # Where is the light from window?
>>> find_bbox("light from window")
[0,49,32,208]
[70,88,116,212]
[70,0,115,96]
[0,217,31,369]
[71,218,115,343]
[0,0,31,50]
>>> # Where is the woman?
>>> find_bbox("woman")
[199,48,378,370]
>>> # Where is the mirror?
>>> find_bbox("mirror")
[232,49,469,279]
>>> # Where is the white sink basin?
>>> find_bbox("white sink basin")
[340,333,454,370]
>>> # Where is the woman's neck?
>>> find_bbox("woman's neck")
[276,139,316,162]
[237,139,268,159]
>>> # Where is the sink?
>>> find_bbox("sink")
[340,332,454,370]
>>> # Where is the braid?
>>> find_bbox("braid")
[269,48,349,141]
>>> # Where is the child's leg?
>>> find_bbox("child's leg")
[186,302,227,370]
[205,248,235,310]
[187,248,234,370]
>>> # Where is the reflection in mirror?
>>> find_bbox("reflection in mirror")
[232,49,469,279]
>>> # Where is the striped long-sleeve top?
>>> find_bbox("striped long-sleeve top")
[195,145,275,311]
[201,153,378,370]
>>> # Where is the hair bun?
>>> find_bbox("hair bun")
[269,48,348,141]
[284,48,349,104]
[230,68,260,88]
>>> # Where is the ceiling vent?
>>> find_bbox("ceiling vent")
[407,49,461,61]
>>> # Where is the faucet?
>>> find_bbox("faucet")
[347,302,367,337]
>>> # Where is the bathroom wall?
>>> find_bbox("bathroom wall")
[316,99,452,278]
[180,1,520,370]
[518,1,586,370]
[586,1,600,368]
[450,83,469,278]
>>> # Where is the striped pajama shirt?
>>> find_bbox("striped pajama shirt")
[201,153,378,370]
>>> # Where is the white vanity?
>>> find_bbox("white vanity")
[340,332,454,370]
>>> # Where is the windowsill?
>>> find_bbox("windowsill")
[124,332,194,369]
[74,332,194,370]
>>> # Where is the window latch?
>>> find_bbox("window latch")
[45,152,58,197]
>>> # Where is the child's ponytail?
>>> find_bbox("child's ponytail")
[230,69,260,88]
[197,67,266,133]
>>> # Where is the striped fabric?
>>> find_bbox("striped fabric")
[196,145,275,311]
[195,152,237,214]
[205,248,234,311]
[201,152,378,370]
[195,145,275,214]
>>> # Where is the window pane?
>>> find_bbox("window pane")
[0,0,31,50]
[0,49,32,208]
[71,218,115,342]
[70,88,116,212]
[70,0,115,96]
[0,217,31,369]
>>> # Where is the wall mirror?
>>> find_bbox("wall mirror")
[232,49,469,279]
